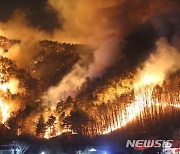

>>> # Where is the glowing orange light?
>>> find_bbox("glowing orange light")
[0,99,10,124]
[102,68,180,135]
[0,78,19,94]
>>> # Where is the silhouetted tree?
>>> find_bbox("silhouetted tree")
[46,115,56,136]
[7,115,19,136]
[62,108,89,135]
[36,115,46,138]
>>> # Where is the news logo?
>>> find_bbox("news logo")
[126,140,173,148]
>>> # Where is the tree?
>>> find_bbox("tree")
[7,115,19,136]
[46,115,56,137]
[36,115,46,138]
[62,108,89,135]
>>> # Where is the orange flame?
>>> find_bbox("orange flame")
[0,99,10,124]
[44,128,71,139]
[102,71,180,134]
[0,78,20,94]
[0,74,19,124]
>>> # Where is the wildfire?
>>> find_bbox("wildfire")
[101,44,180,134]
[0,99,10,124]
[44,127,52,139]
[102,86,153,134]
[102,72,180,134]
[0,78,20,94]
[44,128,70,139]
[134,72,162,90]
[103,90,180,134]
[0,74,19,124]
[0,37,178,139]
[42,71,180,138]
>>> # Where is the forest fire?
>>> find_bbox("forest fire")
[0,1,180,153]
[0,78,19,94]
[0,37,179,140]
[44,127,55,139]
[0,72,20,124]
[44,129,70,139]
[0,99,10,124]
[102,41,180,134]
[102,84,180,135]
[40,68,180,139]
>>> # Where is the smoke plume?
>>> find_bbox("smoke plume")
[0,11,49,67]
[134,38,180,89]
[0,0,180,105]
[44,0,180,104]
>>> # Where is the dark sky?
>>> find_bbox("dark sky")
[0,0,179,40]
[0,0,60,31]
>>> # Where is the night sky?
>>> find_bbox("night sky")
[1,0,180,36]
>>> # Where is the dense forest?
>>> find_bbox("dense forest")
[0,36,179,145]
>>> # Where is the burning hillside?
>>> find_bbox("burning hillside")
[0,35,179,141]
[0,1,179,150]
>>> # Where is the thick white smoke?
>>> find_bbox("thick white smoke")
[43,37,121,104]
[134,38,180,89]
[0,11,49,67]
[43,0,180,105]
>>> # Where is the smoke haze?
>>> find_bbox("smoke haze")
[0,0,180,105]
[134,38,180,89]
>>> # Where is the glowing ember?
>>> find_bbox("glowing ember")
[44,129,70,139]
[44,127,51,139]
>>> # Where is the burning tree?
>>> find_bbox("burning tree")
[36,115,46,138]
[46,115,56,137]
[62,107,90,136]
[0,35,179,141]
